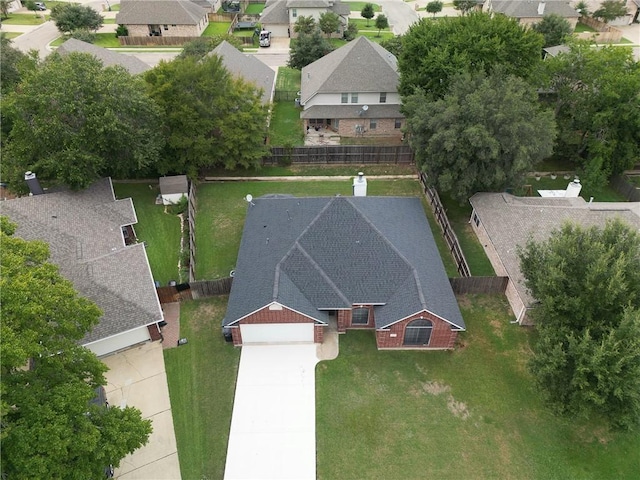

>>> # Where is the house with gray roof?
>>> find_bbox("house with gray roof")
[485,0,580,28]
[116,0,209,38]
[223,194,465,349]
[2,177,164,357]
[299,36,404,139]
[260,0,349,37]
[209,40,276,104]
[469,192,640,324]
[57,39,151,75]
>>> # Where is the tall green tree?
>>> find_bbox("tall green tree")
[0,35,38,95]
[380,35,403,57]
[519,219,640,430]
[288,28,334,69]
[453,0,477,15]
[50,3,103,34]
[294,15,317,35]
[361,3,374,26]
[0,218,153,478]
[545,44,640,188]
[426,1,443,17]
[0,0,11,19]
[144,55,268,175]
[178,35,243,60]
[2,53,164,192]
[404,69,555,203]
[399,13,543,98]
[593,0,628,22]
[319,11,341,38]
[374,13,388,36]
[532,13,573,47]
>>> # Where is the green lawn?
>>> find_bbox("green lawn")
[316,294,640,479]
[244,2,265,14]
[202,22,232,36]
[268,100,304,146]
[275,66,301,91]
[194,179,452,280]
[102,17,116,24]
[1,32,22,39]
[203,164,417,177]
[574,22,597,33]
[357,30,394,41]
[164,296,240,480]
[50,32,121,47]
[113,183,181,285]
[106,3,119,11]
[349,18,390,30]
[346,1,382,12]
[1,13,48,25]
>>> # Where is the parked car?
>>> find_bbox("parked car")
[34,2,47,10]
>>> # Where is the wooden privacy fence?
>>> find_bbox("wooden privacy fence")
[449,276,508,295]
[118,36,198,46]
[611,175,640,202]
[418,172,471,277]
[263,145,415,165]
[156,277,233,304]
[187,181,197,282]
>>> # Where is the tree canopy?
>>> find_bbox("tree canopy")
[532,13,573,47]
[399,13,543,98]
[0,218,153,478]
[2,52,164,192]
[144,55,268,176]
[426,1,443,17]
[403,69,555,203]
[519,219,640,430]
[50,3,103,34]
[319,11,341,37]
[544,44,640,188]
[361,3,374,26]
[288,28,334,69]
[178,35,243,60]
[294,15,317,35]
[592,0,628,22]
[452,0,477,15]
[0,35,38,95]
[374,14,388,36]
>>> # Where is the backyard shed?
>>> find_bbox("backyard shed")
[159,175,188,205]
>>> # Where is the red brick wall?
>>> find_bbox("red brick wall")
[337,310,349,333]
[314,324,324,343]
[375,310,458,349]
[232,304,317,346]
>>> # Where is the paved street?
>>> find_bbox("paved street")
[379,0,420,34]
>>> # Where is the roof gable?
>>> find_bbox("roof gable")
[57,39,151,75]
[300,37,399,104]
[491,0,580,18]
[116,0,208,25]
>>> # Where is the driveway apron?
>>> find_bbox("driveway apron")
[224,344,319,480]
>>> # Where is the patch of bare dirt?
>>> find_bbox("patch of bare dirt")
[447,396,471,420]
[189,300,225,331]
[422,381,450,395]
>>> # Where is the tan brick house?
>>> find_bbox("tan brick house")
[116,0,209,38]
[299,37,405,139]
[223,194,465,349]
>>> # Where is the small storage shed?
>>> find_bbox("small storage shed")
[159,175,188,206]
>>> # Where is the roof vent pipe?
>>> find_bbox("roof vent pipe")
[353,172,367,197]
[24,171,44,196]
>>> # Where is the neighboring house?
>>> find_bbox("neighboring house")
[56,39,151,75]
[116,0,209,37]
[486,0,581,28]
[542,44,570,58]
[159,175,189,205]
[190,0,221,12]
[209,40,276,104]
[2,176,165,357]
[469,192,640,324]
[223,193,465,349]
[299,37,405,138]
[260,0,350,37]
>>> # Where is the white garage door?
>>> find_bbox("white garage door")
[240,323,314,344]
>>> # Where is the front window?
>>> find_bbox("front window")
[292,8,297,17]
[352,307,369,325]
[350,93,358,103]
[380,92,387,103]
[394,118,402,129]
[341,93,348,104]
[370,119,377,130]
[403,319,433,346]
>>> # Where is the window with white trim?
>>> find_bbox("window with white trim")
[403,319,433,345]
[341,93,348,103]
[380,92,387,103]
[350,92,358,103]
[352,307,369,325]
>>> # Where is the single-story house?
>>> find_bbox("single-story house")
[209,40,276,105]
[159,175,189,205]
[486,0,581,28]
[2,176,165,357]
[299,36,405,138]
[469,192,640,324]
[223,192,465,349]
[260,0,350,37]
[56,39,151,75]
[116,0,209,37]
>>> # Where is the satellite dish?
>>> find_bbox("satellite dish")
[362,105,369,111]
[245,194,255,206]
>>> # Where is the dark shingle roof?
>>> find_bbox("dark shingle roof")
[2,178,163,345]
[116,0,208,25]
[300,37,399,105]
[260,0,290,24]
[469,193,640,307]
[224,196,465,330]
[209,41,276,104]
[300,104,403,119]
[491,0,580,18]
[56,39,151,75]
[159,175,188,195]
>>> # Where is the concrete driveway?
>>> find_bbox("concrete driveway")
[224,344,319,480]
[102,341,181,479]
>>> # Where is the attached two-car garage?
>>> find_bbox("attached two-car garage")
[239,323,315,344]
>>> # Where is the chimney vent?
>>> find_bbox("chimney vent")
[24,171,44,196]
[353,172,367,197]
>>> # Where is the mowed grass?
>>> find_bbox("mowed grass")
[275,66,301,91]
[203,22,232,36]
[194,179,457,279]
[349,18,390,30]
[203,164,418,177]
[1,13,48,24]
[346,1,382,11]
[269,67,304,145]
[164,297,240,480]
[51,33,121,47]
[113,183,181,284]
[316,294,640,479]
[244,2,265,14]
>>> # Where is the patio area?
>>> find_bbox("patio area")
[304,126,341,146]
